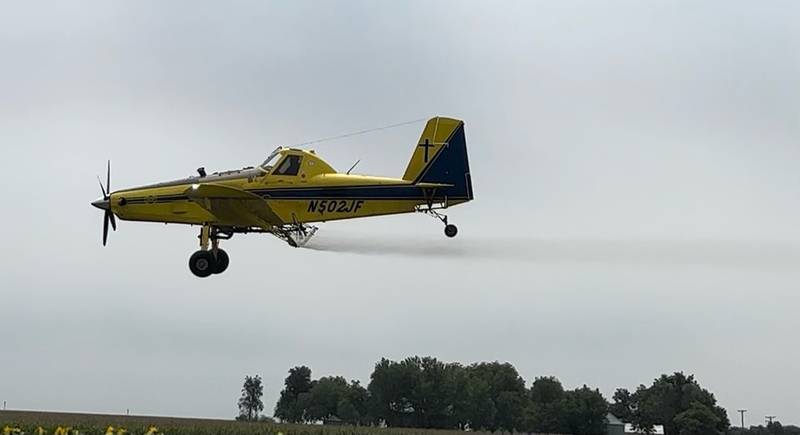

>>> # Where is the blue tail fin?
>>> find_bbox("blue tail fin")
[403,117,473,201]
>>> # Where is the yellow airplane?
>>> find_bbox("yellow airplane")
[91,116,474,277]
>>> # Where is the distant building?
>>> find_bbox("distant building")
[606,413,625,435]
[322,415,345,426]
[624,423,665,434]
[606,413,665,435]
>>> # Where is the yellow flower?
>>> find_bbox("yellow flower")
[36,427,47,435]
[145,426,160,435]
[116,428,127,435]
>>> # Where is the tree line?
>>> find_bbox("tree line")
[271,358,607,434]
[729,423,800,435]
[237,356,737,435]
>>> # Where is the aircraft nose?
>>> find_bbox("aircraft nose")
[91,197,110,211]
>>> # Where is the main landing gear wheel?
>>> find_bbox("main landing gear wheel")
[189,250,216,278]
[190,225,235,277]
[444,224,458,238]
[213,249,229,274]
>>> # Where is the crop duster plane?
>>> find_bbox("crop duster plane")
[91,116,474,277]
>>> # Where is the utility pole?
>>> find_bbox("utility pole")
[738,409,747,429]
[766,415,776,424]
[2,400,5,410]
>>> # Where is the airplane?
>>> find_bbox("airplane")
[91,116,474,277]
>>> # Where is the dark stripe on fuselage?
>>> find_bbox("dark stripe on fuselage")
[123,194,189,204]
[119,184,470,205]
[251,185,435,199]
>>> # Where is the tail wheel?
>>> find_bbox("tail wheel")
[444,224,458,238]
[213,249,230,274]
[189,250,216,278]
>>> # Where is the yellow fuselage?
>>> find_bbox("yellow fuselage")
[110,149,466,228]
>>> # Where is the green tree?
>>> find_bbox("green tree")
[561,386,608,435]
[673,401,722,435]
[631,372,729,435]
[609,388,634,422]
[495,390,525,432]
[237,375,264,422]
[522,376,566,433]
[336,398,359,424]
[368,357,418,427]
[368,356,463,429]
[453,373,495,431]
[345,380,372,425]
[466,361,527,431]
[306,376,350,421]
[410,357,462,429]
[275,366,313,423]
[767,421,786,435]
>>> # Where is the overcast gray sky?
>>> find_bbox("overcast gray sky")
[1,0,799,426]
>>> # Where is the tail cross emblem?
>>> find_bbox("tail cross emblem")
[418,139,434,163]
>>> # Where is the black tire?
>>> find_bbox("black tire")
[213,249,229,274]
[444,224,458,238]
[189,250,216,278]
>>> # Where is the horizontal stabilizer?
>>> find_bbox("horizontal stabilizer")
[415,182,454,188]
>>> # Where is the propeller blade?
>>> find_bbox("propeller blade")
[103,212,109,246]
[108,210,117,231]
[97,176,107,199]
[106,160,111,198]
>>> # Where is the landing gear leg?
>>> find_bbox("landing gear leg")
[210,236,229,274]
[200,225,210,251]
[189,224,219,278]
[417,207,458,238]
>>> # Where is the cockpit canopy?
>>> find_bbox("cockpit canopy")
[260,146,283,171]
[260,146,303,175]
[259,146,337,177]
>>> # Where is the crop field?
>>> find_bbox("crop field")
[0,411,566,435]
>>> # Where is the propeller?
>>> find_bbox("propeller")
[91,160,116,246]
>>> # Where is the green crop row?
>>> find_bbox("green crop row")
[2,412,564,435]
[0,422,503,435]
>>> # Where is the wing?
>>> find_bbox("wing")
[184,183,283,227]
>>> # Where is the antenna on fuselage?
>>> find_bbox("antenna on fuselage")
[346,159,361,175]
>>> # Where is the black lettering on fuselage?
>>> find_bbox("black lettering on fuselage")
[307,199,365,215]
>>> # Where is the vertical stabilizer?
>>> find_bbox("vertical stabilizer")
[402,117,473,201]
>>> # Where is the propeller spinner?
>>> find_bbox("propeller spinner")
[91,160,117,245]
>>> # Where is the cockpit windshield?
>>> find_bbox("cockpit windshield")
[260,147,283,171]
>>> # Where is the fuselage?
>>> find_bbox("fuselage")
[108,147,468,228]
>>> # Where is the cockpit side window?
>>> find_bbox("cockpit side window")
[273,155,303,176]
